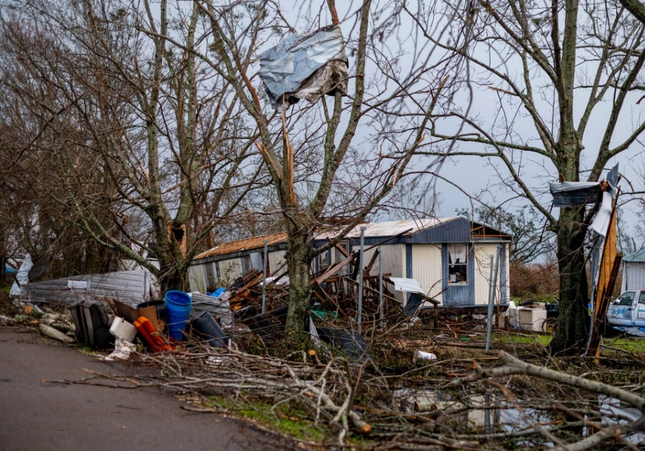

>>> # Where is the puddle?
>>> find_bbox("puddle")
[392,389,645,444]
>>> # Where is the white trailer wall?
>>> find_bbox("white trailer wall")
[410,244,443,303]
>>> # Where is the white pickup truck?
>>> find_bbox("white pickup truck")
[607,290,645,327]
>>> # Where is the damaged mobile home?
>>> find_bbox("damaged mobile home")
[189,218,511,309]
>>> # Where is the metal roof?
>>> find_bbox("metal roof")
[194,217,510,262]
[194,233,288,260]
[315,218,455,240]
[624,248,645,263]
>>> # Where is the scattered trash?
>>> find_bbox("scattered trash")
[134,316,172,351]
[164,290,192,340]
[191,311,228,347]
[413,350,437,362]
[316,326,370,363]
[69,299,112,348]
[190,292,233,329]
[104,337,136,361]
[109,316,138,343]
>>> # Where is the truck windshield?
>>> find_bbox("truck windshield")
[616,291,635,306]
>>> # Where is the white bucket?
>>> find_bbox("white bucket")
[109,316,137,343]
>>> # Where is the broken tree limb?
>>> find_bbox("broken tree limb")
[498,351,645,412]
[452,351,645,412]
[450,351,645,450]
[38,324,75,344]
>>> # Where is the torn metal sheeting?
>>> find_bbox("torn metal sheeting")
[389,277,425,294]
[549,181,600,207]
[190,292,233,329]
[591,191,613,236]
[549,163,620,208]
[258,26,348,107]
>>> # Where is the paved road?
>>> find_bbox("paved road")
[0,327,287,451]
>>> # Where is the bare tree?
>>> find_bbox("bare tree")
[414,0,645,353]
[159,0,456,344]
[0,0,260,289]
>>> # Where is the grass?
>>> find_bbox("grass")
[493,331,645,355]
[493,332,552,347]
[207,396,329,443]
[603,337,645,354]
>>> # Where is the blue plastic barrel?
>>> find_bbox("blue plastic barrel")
[164,290,192,340]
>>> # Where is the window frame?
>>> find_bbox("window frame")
[447,243,468,285]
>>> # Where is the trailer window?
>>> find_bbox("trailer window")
[448,244,468,284]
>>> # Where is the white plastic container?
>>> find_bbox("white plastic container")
[109,316,137,343]
[413,350,437,361]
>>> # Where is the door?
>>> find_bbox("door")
[635,292,645,324]
[607,291,636,326]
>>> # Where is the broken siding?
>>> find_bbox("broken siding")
[20,270,157,305]
[410,244,443,304]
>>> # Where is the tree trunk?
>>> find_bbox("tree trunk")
[284,230,313,347]
[549,207,590,355]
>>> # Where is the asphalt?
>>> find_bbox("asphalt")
[0,327,286,451]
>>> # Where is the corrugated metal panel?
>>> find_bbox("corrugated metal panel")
[412,218,469,243]
[623,262,645,291]
[195,232,288,260]
[316,218,455,240]
[624,249,645,263]
[188,265,207,293]
[20,270,158,305]
[410,244,443,303]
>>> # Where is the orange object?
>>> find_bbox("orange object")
[137,316,172,351]
[134,320,160,351]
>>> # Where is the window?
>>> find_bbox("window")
[617,291,635,306]
[319,250,331,271]
[448,244,468,284]
[335,241,350,275]
[639,292,645,305]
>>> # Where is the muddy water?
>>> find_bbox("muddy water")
[393,389,645,444]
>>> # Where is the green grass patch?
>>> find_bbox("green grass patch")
[493,332,552,347]
[604,337,645,354]
[207,396,329,442]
